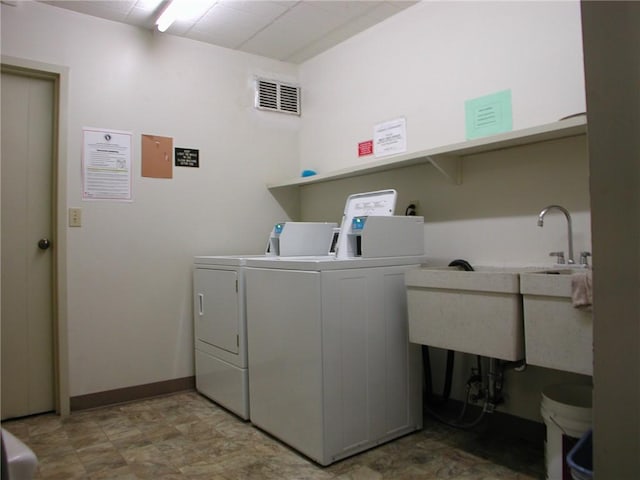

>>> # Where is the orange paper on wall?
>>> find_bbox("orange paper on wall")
[141,134,173,178]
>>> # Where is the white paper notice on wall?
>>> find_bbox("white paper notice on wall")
[374,117,407,158]
[82,127,133,201]
[465,90,513,140]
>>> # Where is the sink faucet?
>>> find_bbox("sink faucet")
[537,205,575,264]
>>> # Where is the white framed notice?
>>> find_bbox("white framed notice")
[82,127,132,201]
[374,117,407,158]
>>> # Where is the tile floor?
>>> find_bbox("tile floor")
[2,391,544,479]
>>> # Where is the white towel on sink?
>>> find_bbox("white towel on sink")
[571,270,593,309]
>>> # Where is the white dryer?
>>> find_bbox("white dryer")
[193,255,256,419]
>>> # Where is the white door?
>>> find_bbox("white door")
[194,268,239,354]
[1,70,56,420]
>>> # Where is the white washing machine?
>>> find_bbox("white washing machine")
[245,255,425,465]
[244,190,426,465]
[193,222,336,420]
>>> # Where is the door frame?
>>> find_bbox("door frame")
[1,55,70,416]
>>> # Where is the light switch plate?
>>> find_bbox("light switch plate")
[69,208,82,227]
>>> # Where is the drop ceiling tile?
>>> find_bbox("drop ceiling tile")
[277,2,346,34]
[241,1,405,62]
[285,14,380,63]
[217,0,290,21]
[239,23,309,61]
[196,3,271,31]
[85,0,136,15]
[368,1,415,20]
[386,0,420,11]
[160,0,216,35]
[284,2,413,63]
[127,6,161,27]
[162,18,197,35]
[237,3,339,59]
[271,1,299,8]
[41,0,134,21]
[38,0,418,64]
[304,1,379,19]
[133,0,164,10]
[190,4,271,48]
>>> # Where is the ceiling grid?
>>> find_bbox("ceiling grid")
[39,0,417,63]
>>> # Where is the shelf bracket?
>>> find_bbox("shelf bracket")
[426,154,462,185]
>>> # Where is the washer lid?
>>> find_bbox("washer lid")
[336,189,397,259]
[341,189,397,219]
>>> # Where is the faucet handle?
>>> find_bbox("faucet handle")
[580,251,592,266]
[550,251,566,264]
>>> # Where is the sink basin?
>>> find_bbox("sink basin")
[520,269,593,375]
[519,268,585,296]
[405,266,525,361]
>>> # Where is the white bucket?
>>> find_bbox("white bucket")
[540,384,593,480]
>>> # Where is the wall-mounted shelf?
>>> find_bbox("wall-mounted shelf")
[267,115,587,190]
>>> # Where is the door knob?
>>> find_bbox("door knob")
[38,238,51,250]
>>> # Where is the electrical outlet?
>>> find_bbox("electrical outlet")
[69,208,82,227]
[405,200,420,216]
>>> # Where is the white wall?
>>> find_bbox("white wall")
[299,1,585,174]
[298,0,588,269]
[1,1,300,396]
[297,0,591,422]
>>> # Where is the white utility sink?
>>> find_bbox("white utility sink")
[520,269,593,375]
[405,266,525,361]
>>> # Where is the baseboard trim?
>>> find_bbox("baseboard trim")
[70,376,195,411]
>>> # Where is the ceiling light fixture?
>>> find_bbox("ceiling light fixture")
[155,0,215,33]
[156,0,178,32]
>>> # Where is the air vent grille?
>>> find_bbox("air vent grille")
[255,78,300,115]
